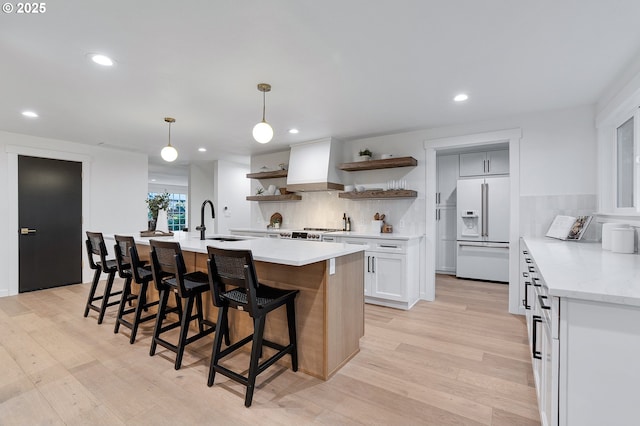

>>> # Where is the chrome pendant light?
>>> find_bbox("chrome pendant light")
[161,117,178,162]
[252,83,273,144]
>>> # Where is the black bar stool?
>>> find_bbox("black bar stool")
[113,235,160,344]
[84,232,123,324]
[206,246,299,407]
[149,240,227,370]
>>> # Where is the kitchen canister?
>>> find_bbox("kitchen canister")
[602,223,629,250]
[370,220,384,233]
[610,227,635,254]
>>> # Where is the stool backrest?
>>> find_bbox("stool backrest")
[113,235,135,280]
[86,231,108,272]
[207,247,260,315]
[149,240,188,296]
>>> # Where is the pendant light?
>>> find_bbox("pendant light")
[252,83,273,144]
[161,117,178,162]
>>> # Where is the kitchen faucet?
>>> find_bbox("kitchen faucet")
[196,200,215,240]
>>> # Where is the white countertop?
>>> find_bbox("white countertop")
[523,237,640,306]
[106,232,365,267]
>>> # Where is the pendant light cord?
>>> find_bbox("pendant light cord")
[168,122,172,147]
[262,90,266,122]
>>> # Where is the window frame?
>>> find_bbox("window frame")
[612,108,640,214]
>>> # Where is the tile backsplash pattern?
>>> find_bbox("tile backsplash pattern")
[520,194,598,241]
[252,191,426,235]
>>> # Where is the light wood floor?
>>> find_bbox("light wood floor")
[0,274,539,425]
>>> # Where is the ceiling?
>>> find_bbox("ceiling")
[3,0,640,176]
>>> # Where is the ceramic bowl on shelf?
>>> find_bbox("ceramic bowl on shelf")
[356,185,366,192]
[344,185,355,192]
[380,154,394,159]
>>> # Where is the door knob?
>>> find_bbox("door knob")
[20,228,37,235]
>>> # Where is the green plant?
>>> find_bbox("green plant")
[359,148,372,157]
[256,187,265,195]
[146,192,170,219]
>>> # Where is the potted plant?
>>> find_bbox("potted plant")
[146,192,170,231]
[357,148,372,162]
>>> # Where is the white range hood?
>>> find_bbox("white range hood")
[286,137,344,192]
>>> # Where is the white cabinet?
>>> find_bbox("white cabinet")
[436,154,459,206]
[436,154,458,273]
[436,207,457,273]
[522,239,640,426]
[522,241,558,426]
[342,236,420,310]
[459,149,509,177]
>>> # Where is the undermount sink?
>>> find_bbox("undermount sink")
[205,236,246,242]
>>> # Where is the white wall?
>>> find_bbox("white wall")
[188,162,216,235]
[188,160,249,236]
[214,160,250,235]
[249,105,597,234]
[1,130,148,297]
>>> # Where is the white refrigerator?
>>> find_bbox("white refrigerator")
[456,176,510,282]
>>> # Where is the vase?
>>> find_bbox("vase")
[155,209,169,233]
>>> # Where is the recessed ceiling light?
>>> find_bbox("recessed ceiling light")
[198,147,207,152]
[22,111,38,118]
[91,54,114,66]
[289,128,299,134]
[454,93,469,102]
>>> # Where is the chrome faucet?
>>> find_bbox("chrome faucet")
[196,200,215,240]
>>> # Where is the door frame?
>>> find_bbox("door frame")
[6,145,91,297]
[424,128,522,314]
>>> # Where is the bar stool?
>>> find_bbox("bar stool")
[113,235,160,344]
[149,240,226,370]
[84,231,123,324]
[206,246,299,407]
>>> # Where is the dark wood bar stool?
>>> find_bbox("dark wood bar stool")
[113,235,160,344]
[149,240,226,370]
[206,246,299,407]
[84,231,123,324]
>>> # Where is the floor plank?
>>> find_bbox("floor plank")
[0,274,540,425]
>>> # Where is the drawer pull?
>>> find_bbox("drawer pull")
[532,315,542,360]
[538,294,550,310]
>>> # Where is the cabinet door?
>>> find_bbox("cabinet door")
[437,154,459,206]
[369,252,406,301]
[436,207,457,273]
[364,254,373,297]
[486,150,509,175]
[459,152,487,177]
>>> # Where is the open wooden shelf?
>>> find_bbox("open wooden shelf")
[246,194,302,202]
[338,189,417,200]
[339,156,417,171]
[246,169,288,179]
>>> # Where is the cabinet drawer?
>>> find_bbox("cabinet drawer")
[343,237,407,253]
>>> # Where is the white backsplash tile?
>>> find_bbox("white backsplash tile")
[520,194,598,240]
[252,191,425,234]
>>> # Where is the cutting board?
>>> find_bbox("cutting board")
[270,212,283,227]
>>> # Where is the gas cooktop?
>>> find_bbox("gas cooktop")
[279,227,342,241]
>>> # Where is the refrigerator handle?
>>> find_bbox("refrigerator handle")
[481,183,488,237]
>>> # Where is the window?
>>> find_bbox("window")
[147,192,187,231]
[617,116,634,208]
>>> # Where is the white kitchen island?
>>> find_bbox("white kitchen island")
[522,237,640,426]
[107,233,366,380]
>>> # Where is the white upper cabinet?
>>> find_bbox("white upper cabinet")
[436,154,459,206]
[459,149,509,177]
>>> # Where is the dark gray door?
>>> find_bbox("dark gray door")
[18,155,82,292]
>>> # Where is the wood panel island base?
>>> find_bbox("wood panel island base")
[122,235,365,381]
